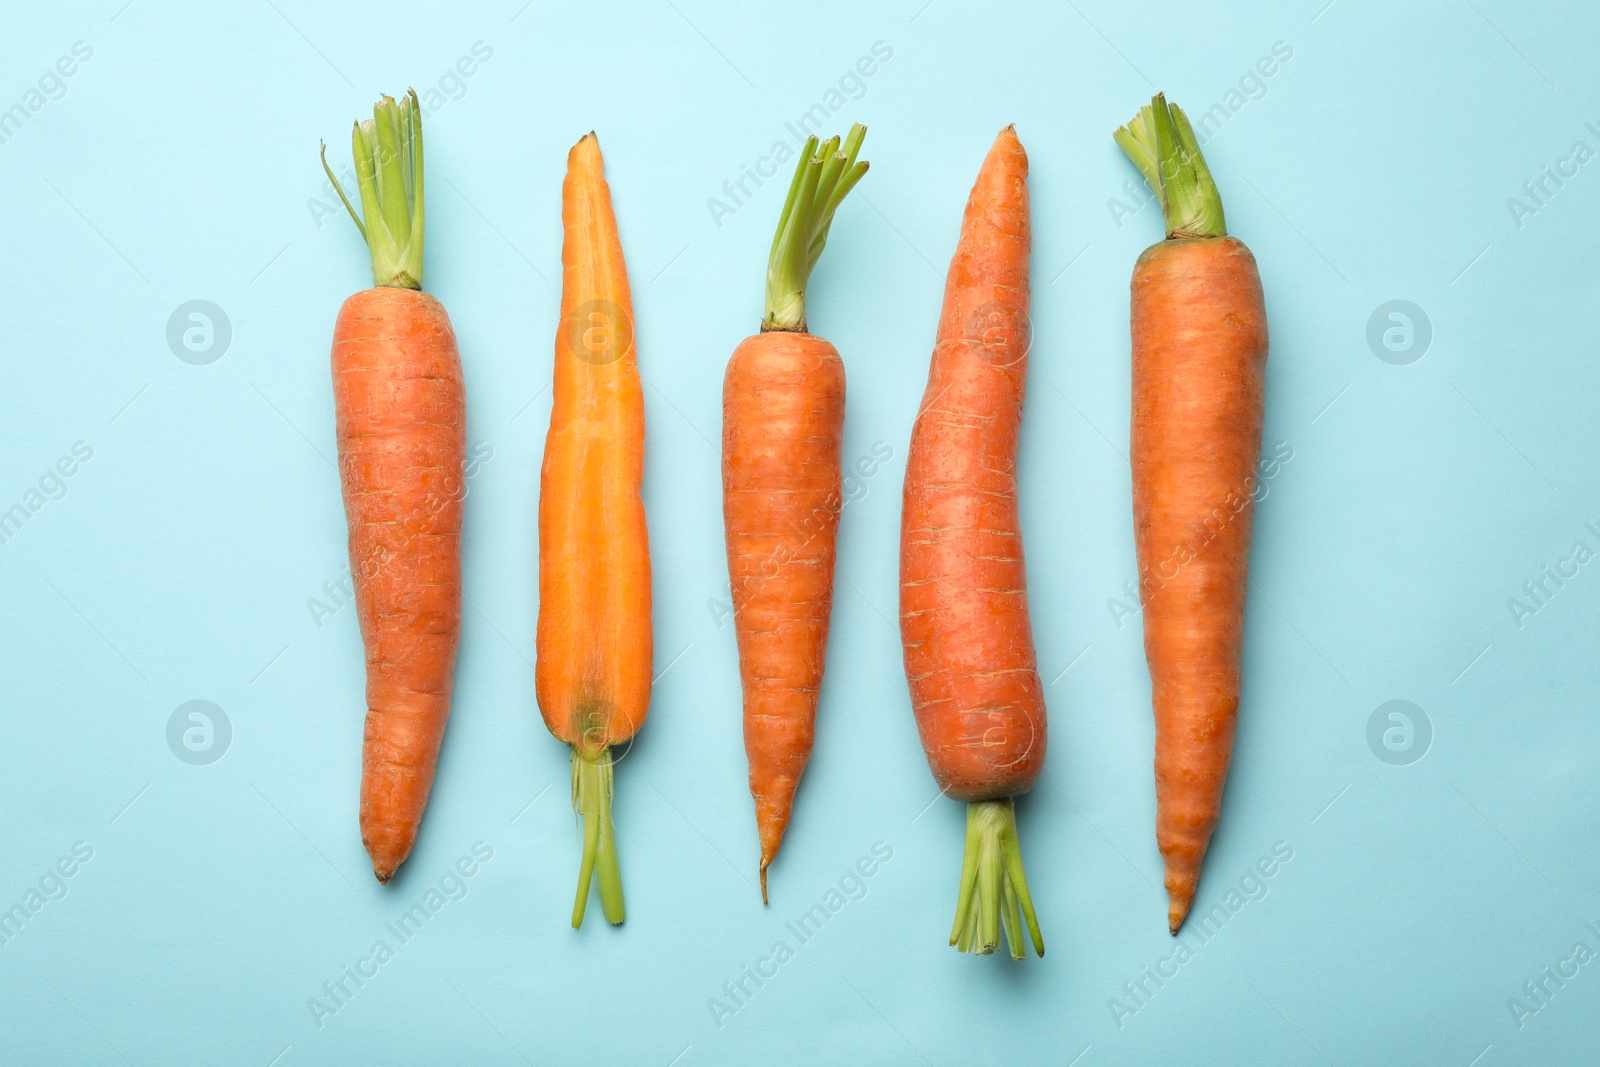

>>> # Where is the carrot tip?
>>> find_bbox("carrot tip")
[760,863,769,906]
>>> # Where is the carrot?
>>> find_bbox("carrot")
[900,126,1044,958]
[1114,94,1269,933]
[537,133,652,928]
[723,127,869,903]
[320,91,465,883]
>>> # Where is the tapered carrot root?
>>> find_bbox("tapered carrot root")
[337,287,466,882]
[1135,237,1265,932]
[323,91,464,884]
[1117,95,1268,933]
[724,332,845,901]
[537,133,652,927]
[724,127,867,903]
[900,126,1044,958]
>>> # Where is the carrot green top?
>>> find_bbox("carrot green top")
[762,125,869,333]
[1114,93,1226,241]
[322,89,426,290]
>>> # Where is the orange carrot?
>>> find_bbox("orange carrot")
[723,127,868,903]
[1115,95,1269,933]
[537,133,652,928]
[900,126,1044,958]
[321,91,465,883]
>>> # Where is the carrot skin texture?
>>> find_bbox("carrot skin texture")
[900,127,1044,802]
[537,134,652,755]
[1130,235,1268,932]
[723,331,845,891]
[334,286,466,883]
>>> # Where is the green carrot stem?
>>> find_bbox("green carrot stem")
[762,124,870,333]
[949,798,1043,959]
[321,89,426,289]
[571,746,624,927]
[1114,93,1226,240]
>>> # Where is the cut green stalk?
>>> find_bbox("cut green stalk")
[571,746,624,927]
[1114,93,1226,241]
[949,798,1043,959]
[321,89,426,289]
[762,124,869,333]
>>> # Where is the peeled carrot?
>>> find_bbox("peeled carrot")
[900,126,1044,958]
[321,91,465,883]
[723,127,868,903]
[537,133,652,928]
[1114,95,1269,933]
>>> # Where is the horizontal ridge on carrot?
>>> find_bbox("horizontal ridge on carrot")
[900,125,1045,958]
[723,125,868,904]
[320,90,466,884]
[1114,94,1269,934]
[537,132,652,928]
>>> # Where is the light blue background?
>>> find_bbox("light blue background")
[3,0,1597,1063]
